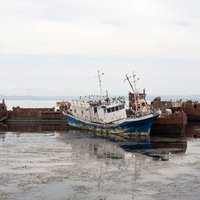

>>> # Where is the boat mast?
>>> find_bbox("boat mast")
[133,71,139,112]
[132,71,139,94]
[125,72,138,113]
[125,74,134,93]
[98,70,104,101]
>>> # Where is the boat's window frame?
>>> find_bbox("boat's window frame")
[107,108,111,113]
[94,107,98,113]
[119,105,125,110]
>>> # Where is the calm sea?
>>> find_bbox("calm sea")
[5,99,62,110]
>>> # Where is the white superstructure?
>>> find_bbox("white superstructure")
[68,97,127,124]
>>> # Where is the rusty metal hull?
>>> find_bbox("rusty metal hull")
[150,112,187,136]
[2,122,68,132]
[182,101,200,121]
[0,100,8,122]
[186,115,200,121]
[5,107,66,123]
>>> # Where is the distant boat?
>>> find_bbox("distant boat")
[63,71,160,136]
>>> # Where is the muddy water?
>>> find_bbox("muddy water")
[0,124,200,200]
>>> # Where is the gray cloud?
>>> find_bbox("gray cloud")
[0,0,200,96]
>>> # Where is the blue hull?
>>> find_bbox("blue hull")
[65,113,159,136]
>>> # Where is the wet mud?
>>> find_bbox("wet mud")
[0,123,200,200]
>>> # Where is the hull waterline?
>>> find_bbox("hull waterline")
[64,113,159,136]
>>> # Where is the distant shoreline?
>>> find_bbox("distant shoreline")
[1,95,200,101]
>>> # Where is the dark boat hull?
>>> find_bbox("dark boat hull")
[64,113,159,136]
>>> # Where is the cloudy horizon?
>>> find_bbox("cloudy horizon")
[0,0,200,97]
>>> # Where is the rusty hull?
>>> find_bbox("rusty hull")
[182,101,200,121]
[0,99,8,122]
[150,112,187,136]
[151,97,182,113]
[150,97,187,135]
[5,107,65,122]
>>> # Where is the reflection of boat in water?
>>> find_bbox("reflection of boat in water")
[0,123,188,160]
[119,136,187,159]
[70,138,125,159]
[0,124,188,161]
[0,122,68,132]
[64,130,187,160]
[63,71,159,136]
[0,122,8,132]
[63,130,126,159]
[149,136,187,154]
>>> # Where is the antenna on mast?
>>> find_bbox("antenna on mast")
[97,70,104,101]
[125,74,134,93]
[132,71,139,93]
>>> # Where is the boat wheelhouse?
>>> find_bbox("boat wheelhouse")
[67,96,126,124]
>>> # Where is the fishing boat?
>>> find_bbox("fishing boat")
[63,71,160,136]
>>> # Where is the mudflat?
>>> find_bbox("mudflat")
[0,130,200,200]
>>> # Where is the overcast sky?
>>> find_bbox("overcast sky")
[0,0,200,97]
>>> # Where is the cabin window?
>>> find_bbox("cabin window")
[94,107,98,113]
[81,111,84,114]
[107,108,111,113]
[111,107,115,112]
[115,106,119,111]
[74,109,76,113]
[119,105,124,110]
[194,104,197,109]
